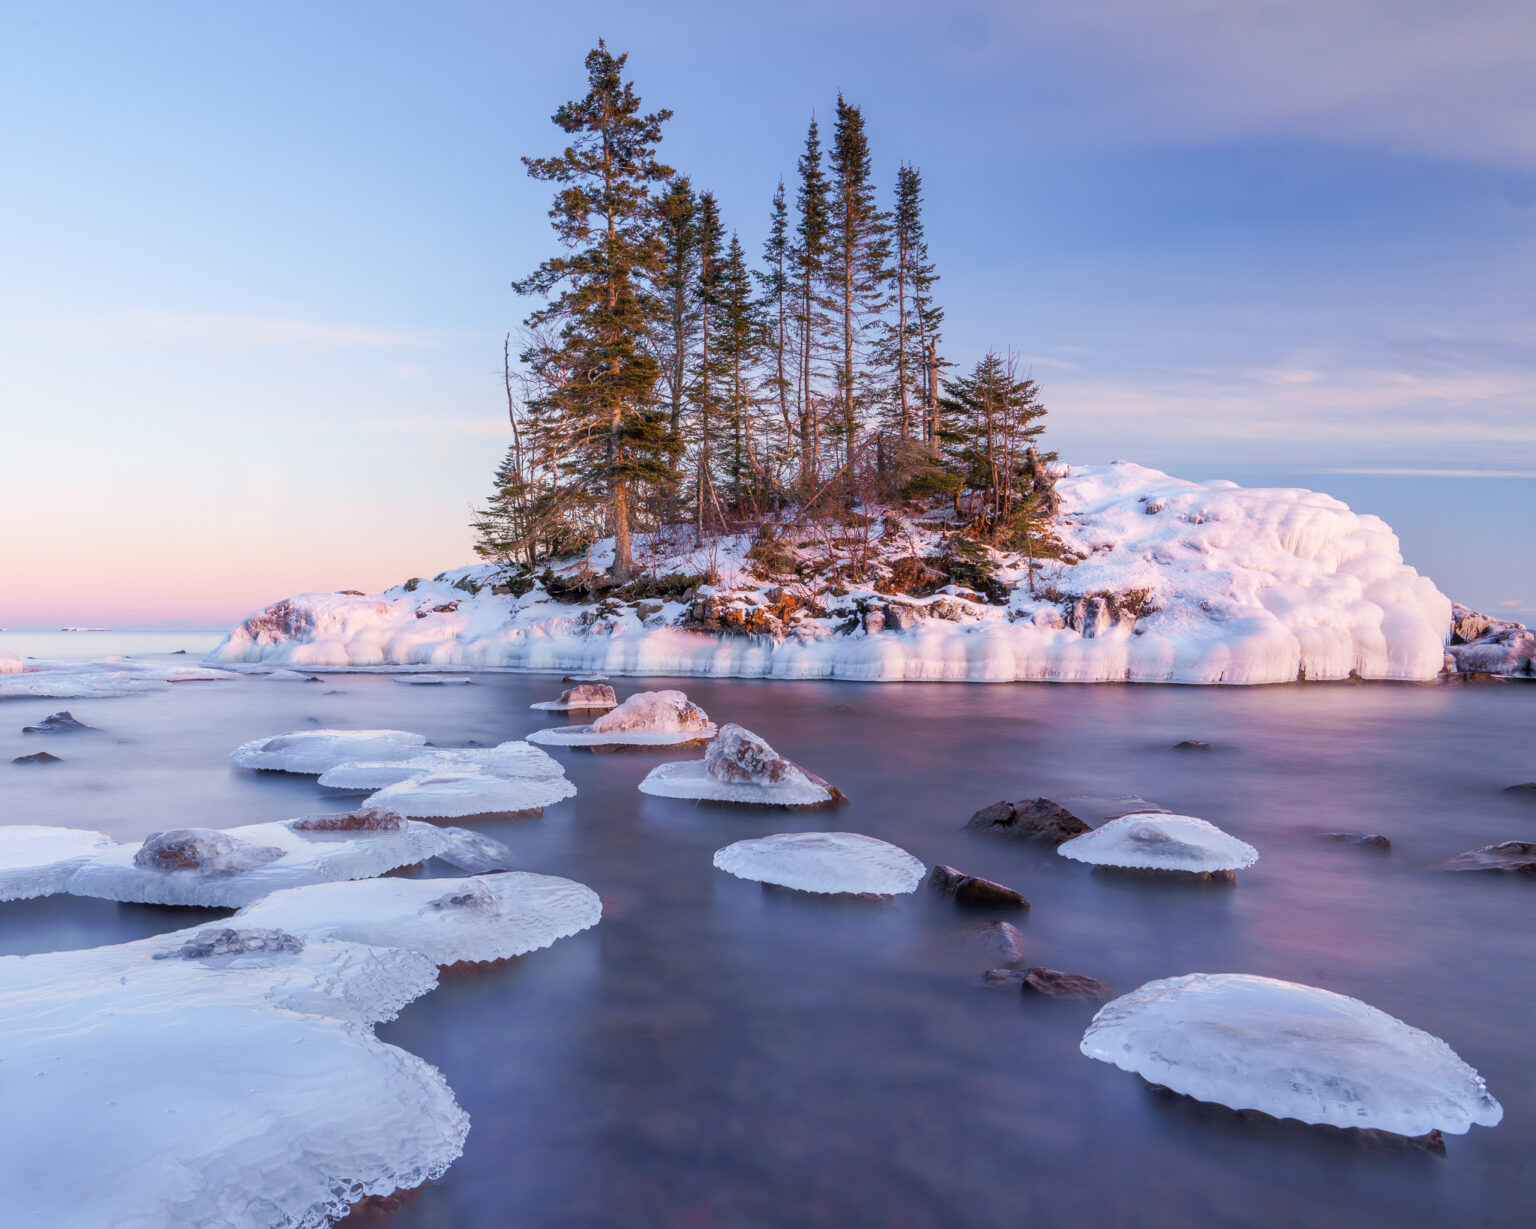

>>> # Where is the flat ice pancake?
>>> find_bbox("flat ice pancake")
[235,872,604,966]
[639,760,835,807]
[529,723,719,747]
[0,657,238,699]
[1081,973,1503,1137]
[0,825,116,901]
[362,769,577,818]
[713,832,926,895]
[1057,813,1259,872]
[317,740,566,791]
[231,728,429,774]
[62,816,457,908]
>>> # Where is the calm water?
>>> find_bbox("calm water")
[1,648,1533,1228]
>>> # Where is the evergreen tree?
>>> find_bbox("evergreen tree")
[655,177,699,447]
[879,163,942,441]
[690,191,725,538]
[714,232,765,504]
[510,41,678,581]
[938,350,1051,541]
[756,179,793,455]
[791,116,831,482]
[825,94,889,467]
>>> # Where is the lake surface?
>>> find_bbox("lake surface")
[2,642,1532,1228]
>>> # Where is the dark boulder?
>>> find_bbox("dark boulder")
[1320,832,1391,852]
[926,864,1029,909]
[958,921,1025,966]
[1019,968,1110,1002]
[966,798,1092,845]
[1501,783,1536,800]
[1441,841,1536,874]
[12,752,61,765]
[1173,740,1212,752]
[23,711,97,733]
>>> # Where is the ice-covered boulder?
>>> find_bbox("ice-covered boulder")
[362,768,576,819]
[528,689,718,748]
[235,871,603,966]
[1081,973,1503,1136]
[231,728,429,774]
[713,831,926,896]
[1441,841,1536,874]
[316,740,566,793]
[1057,813,1259,876]
[638,723,842,806]
[61,814,459,908]
[531,682,619,711]
[21,710,97,733]
[0,825,116,901]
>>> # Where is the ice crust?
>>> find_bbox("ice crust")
[0,825,116,901]
[1081,973,1503,1136]
[204,464,1456,686]
[1057,813,1260,872]
[362,769,576,818]
[60,817,459,908]
[639,724,837,806]
[231,728,430,774]
[713,831,926,895]
[316,740,566,792]
[235,871,604,966]
[529,689,718,747]
[0,657,238,699]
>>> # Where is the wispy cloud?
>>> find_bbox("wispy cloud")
[55,310,441,349]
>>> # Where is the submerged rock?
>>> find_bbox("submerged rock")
[288,807,406,833]
[21,710,96,734]
[154,927,304,960]
[1321,831,1391,852]
[1172,740,1212,752]
[926,864,1029,909]
[966,798,1093,845]
[12,752,61,765]
[133,828,287,874]
[1500,782,1536,800]
[958,921,1025,966]
[1441,842,1536,874]
[1021,968,1110,1002]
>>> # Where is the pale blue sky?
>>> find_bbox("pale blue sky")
[1,1,1532,627]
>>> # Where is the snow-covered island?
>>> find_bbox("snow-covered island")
[205,463,1531,686]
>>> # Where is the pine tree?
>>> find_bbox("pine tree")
[714,232,765,504]
[690,191,725,540]
[655,177,698,448]
[756,179,793,456]
[511,41,678,581]
[879,163,942,441]
[791,116,831,483]
[938,350,1051,541]
[825,94,889,468]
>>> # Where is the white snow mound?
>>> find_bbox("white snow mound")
[713,831,925,895]
[1057,813,1259,872]
[1081,973,1503,1136]
[639,723,838,806]
[232,728,429,774]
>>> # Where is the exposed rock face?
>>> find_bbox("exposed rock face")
[926,864,1030,909]
[1442,841,1536,874]
[1446,604,1535,676]
[880,556,949,597]
[288,807,406,833]
[12,752,61,765]
[1020,968,1110,1002]
[1321,831,1391,852]
[154,928,304,960]
[591,690,711,735]
[966,798,1093,845]
[958,920,1025,966]
[706,723,793,784]
[22,711,96,734]
[1173,740,1212,752]
[560,683,618,709]
[885,603,926,632]
[132,829,286,874]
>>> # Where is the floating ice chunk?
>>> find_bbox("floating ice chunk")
[62,813,457,908]
[1080,973,1503,1136]
[0,657,239,699]
[0,825,116,901]
[434,827,517,873]
[528,689,717,747]
[713,831,925,895]
[531,682,619,711]
[362,769,576,818]
[639,723,841,806]
[394,675,473,685]
[317,740,566,792]
[235,871,603,966]
[231,728,429,774]
[0,926,464,1227]
[1057,813,1259,873]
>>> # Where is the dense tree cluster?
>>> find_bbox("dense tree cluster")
[474,41,1052,578]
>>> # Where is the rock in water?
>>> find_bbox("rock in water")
[926,864,1029,909]
[1500,782,1536,800]
[1172,740,1212,752]
[12,752,61,765]
[530,682,618,712]
[1441,842,1536,874]
[1321,832,1391,852]
[639,723,843,808]
[965,798,1093,845]
[1081,973,1503,1136]
[528,690,719,749]
[21,710,96,733]
[1022,968,1110,1002]
[958,921,1025,966]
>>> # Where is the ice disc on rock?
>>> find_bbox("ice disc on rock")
[235,871,603,966]
[231,728,429,774]
[317,740,566,792]
[362,769,576,818]
[1057,813,1258,872]
[531,682,619,711]
[1081,973,1502,1136]
[0,825,116,901]
[639,724,840,806]
[529,689,717,747]
[713,831,925,895]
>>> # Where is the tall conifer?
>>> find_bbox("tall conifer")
[791,117,831,482]
[756,180,793,455]
[655,177,699,448]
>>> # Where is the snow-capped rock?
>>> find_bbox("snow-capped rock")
[712,831,926,896]
[638,723,842,806]
[1057,813,1259,874]
[531,682,619,711]
[1081,973,1503,1136]
[528,689,718,748]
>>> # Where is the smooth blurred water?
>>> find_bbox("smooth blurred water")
[1,656,1532,1228]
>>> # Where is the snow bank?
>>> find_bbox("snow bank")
[1057,813,1260,873]
[639,723,840,806]
[1081,973,1502,1136]
[204,463,1455,685]
[0,657,238,699]
[713,832,926,895]
[231,728,429,774]
[0,825,116,901]
[60,814,458,907]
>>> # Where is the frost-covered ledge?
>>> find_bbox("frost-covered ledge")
[206,463,1461,686]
